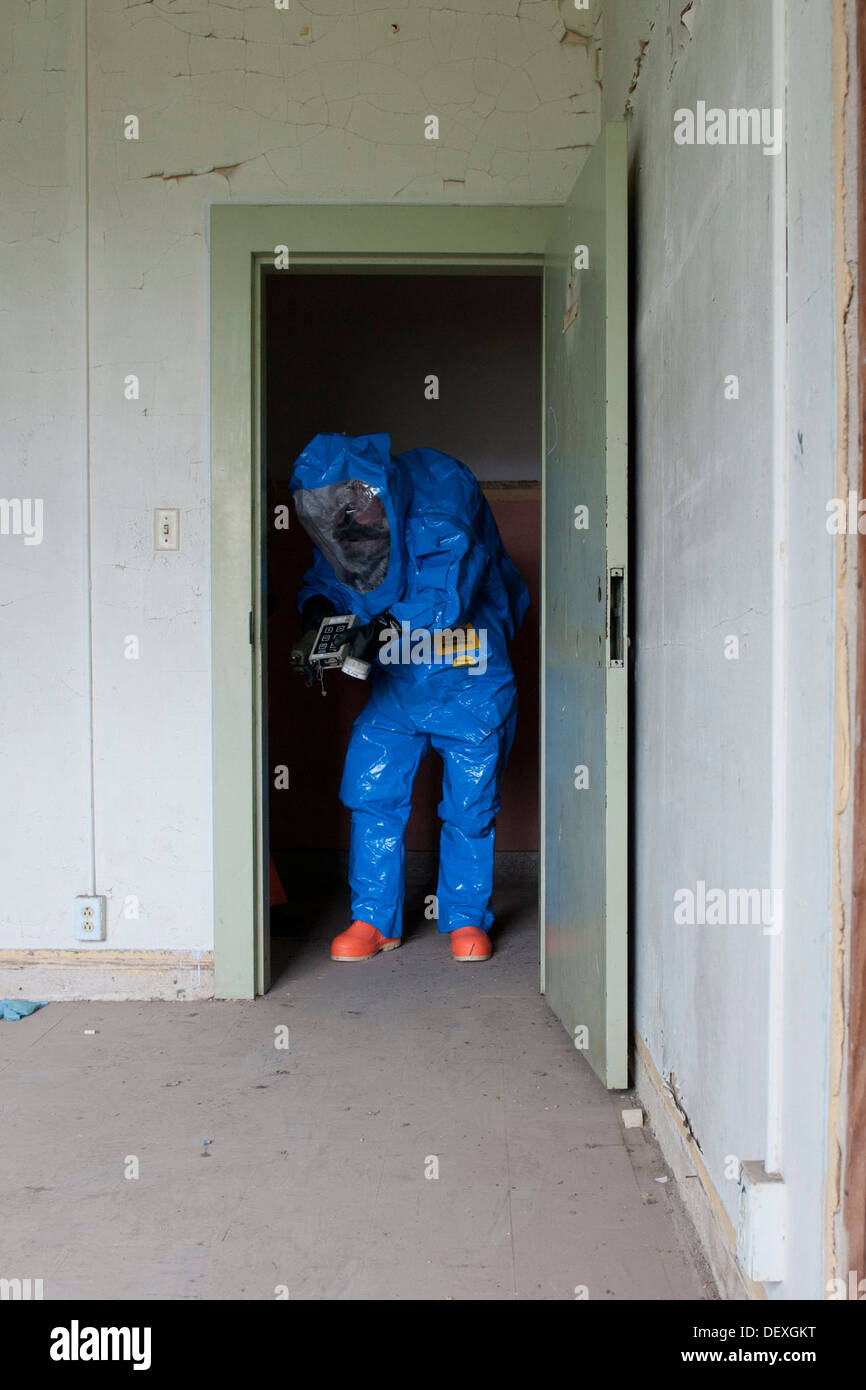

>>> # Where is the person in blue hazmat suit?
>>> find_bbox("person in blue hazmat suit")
[289,431,529,962]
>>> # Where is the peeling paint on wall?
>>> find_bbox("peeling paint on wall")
[603,0,840,1300]
[0,1,600,964]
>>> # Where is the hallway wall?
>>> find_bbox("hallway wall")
[0,3,599,963]
[601,0,839,1300]
[266,273,543,486]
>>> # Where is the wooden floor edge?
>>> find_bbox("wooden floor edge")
[633,1029,766,1301]
[0,950,215,1001]
[0,950,214,970]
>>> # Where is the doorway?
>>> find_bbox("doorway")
[262,271,543,984]
[210,128,628,1086]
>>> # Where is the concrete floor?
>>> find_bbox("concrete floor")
[1,858,716,1300]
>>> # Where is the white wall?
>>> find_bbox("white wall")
[2,0,841,1299]
[0,4,598,954]
[0,4,93,944]
[602,0,838,1299]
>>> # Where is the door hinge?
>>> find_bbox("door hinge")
[249,610,254,645]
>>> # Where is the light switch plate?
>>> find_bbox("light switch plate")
[154,508,179,550]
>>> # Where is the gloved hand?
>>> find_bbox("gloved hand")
[350,614,395,665]
[290,628,317,674]
[290,595,336,678]
[350,618,378,658]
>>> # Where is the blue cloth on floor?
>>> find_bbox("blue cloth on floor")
[0,999,48,1021]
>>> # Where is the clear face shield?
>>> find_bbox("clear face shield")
[294,478,391,595]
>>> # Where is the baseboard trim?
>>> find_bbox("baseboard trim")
[633,1030,766,1301]
[0,950,214,1001]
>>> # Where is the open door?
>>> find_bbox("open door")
[542,122,628,1089]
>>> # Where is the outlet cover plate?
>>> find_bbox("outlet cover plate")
[74,896,106,942]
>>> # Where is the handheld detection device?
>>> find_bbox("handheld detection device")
[308,614,371,680]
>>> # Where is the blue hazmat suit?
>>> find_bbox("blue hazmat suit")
[289,432,529,939]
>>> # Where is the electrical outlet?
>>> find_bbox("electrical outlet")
[154,508,179,551]
[74,896,106,942]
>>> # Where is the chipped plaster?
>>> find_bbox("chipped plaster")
[0,0,599,960]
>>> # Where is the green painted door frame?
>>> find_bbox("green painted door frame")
[210,204,558,998]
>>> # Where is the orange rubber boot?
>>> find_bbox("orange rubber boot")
[330,920,401,962]
[449,926,492,961]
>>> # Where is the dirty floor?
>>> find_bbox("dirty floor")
[1,858,716,1300]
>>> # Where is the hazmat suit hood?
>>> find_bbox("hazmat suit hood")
[289,432,409,617]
